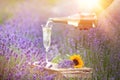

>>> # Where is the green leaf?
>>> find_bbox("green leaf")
[9,45,22,54]
[51,55,62,63]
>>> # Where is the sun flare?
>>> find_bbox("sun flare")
[77,0,99,10]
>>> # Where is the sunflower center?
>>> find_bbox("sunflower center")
[73,59,79,65]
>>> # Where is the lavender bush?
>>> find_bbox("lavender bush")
[0,0,120,80]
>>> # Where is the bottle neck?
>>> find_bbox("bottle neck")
[50,18,68,24]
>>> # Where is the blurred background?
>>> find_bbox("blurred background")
[0,0,120,80]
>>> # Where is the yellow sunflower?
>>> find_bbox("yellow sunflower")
[70,54,84,68]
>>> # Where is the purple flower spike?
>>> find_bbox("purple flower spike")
[58,59,74,68]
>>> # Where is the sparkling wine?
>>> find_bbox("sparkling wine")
[43,26,52,52]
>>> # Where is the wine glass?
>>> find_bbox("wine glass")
[42,24,52,66]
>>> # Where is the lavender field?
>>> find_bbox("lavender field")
[0,0,120,80]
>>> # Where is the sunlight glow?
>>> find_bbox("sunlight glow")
[78,0,99,10]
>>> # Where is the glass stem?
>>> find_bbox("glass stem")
[45,48,49,63]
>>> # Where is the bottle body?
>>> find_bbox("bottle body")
[50,12,97,30]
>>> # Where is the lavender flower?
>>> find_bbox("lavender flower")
[58,59,74,68]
